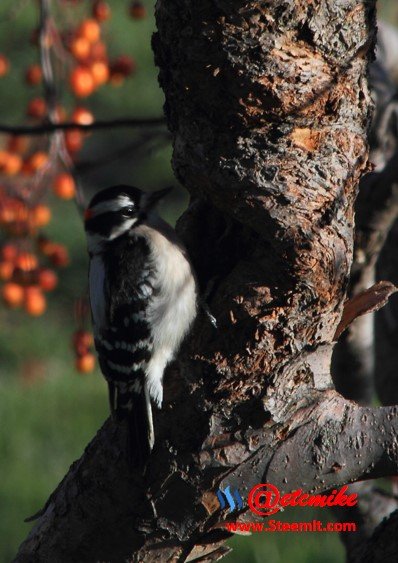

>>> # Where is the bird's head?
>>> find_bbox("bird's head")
[84,185,171,251]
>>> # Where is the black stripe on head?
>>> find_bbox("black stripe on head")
[85,210,125,238]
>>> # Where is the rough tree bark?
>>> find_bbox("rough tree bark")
[14,1,398,562]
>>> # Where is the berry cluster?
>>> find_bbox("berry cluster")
[0,238,67,316]
[73,330,96,373]
[67,16,135,97]
[0,0,147,374]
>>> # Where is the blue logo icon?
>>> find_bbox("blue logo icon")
[216,485,244,513]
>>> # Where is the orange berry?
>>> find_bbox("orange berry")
[7,153,22,175]
[73,330,94,350]
[1,243,18,262]
[0,200,16,224]
[20,162,34,176]
[15,253,38,272]
[0,54,9,77]
[93,1,111,21]
[6,153,23,175]
[75,352,96,373]
[109,55,136,81]
[72,107,94,125]
[27,97,47,118]
[53,173,76,200]
[38,268,58,292]
[7,136,28,154]
[0,202,15,224]
[13,200,29,222]
[90,41,107,60]
[7,221,30,238]
[2,282,23,308]
[24,151,48,174]
[129,1,147,19]
[78,19,101,43]
[31,204,51,227]
[25,64,42,85]
[70,66,95,97]
[90,60,109,86]
[37,236,53,255]
[24,286,46,316]
[65,129,84,153]
[75,342,87,357]
[0,151,22,175]
[0,261,13,280]
[70,36,91,61]
[0,150,13,168]
[49,244,69,267]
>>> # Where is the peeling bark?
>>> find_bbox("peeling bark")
[15,2,398,562]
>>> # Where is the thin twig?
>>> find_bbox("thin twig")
[39,0,57,116]
[0,117,166,136]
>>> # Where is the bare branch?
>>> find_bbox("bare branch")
[39,0,56,117]
[0,117,166,136]
[13,393,398,562]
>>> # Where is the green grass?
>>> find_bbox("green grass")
[224,507,345,563]
[0,367,107,562]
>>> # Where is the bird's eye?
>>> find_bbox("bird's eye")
[122,206,135,217]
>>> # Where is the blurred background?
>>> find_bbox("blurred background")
[0,1,395,561]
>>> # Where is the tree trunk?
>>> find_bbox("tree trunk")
[16,2,398,562]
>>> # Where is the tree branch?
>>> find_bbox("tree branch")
[0,117,166,136]
[13,393,398,562]
[39,0,56,117]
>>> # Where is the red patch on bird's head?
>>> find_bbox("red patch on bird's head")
[84,208,93,221]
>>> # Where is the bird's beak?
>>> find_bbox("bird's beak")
[144,187,173,210]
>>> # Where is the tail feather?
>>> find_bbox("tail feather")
[110,382,154,468]
[143,384,155,450]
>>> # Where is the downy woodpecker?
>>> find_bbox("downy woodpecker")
[84,185,198,464]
